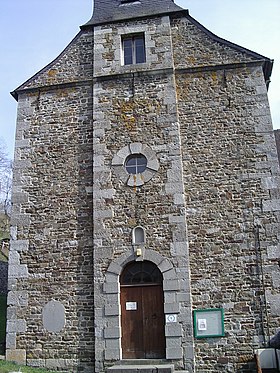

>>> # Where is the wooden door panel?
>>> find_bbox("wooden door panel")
[142,286,165,358]
[121,286,144,358]
[121,285,165,359]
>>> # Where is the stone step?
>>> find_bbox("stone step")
[115,360,171,366]
[107,363,174,373]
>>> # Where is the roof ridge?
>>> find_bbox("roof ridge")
[81,0,183,27]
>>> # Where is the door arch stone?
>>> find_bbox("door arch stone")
[101,250,181,361]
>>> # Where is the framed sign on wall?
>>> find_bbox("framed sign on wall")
[193,308,225,338]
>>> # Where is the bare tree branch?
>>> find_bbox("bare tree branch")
[0,139,12,218]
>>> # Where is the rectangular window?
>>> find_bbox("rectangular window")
[122,34,146,65]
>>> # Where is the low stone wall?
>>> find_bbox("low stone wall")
[0,261,8,295]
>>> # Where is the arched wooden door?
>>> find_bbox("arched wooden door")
[120,261,166,359]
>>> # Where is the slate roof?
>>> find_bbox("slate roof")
[81,0,183,27]
[10,0,273,99]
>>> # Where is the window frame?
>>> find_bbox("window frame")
[122,33,146,66]
[120,261,163,286]
[112,143,159,187]
[125,154,148,175]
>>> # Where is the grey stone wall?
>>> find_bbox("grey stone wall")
[93,15,174,77]
[6,8,280,373]
[172,15,280,371]
[7,29,95,371]
[21,30,93,89]
[92,69,193,371]
[274,129,280,164]
[171,15,256,69]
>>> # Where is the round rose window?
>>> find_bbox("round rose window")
[125,154,147,174]
[112,143,159,187]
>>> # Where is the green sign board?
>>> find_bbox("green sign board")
[193,308,225,338]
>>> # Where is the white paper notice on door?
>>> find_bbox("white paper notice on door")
[198,318,207,331]
[126,302,137,310]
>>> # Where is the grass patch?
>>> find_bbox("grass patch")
[0,252,8,262]
[0,360,57,372]
[0,294,7,354]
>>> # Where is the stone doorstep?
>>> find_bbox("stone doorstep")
[107,363,174,373]
[115,360,172,366]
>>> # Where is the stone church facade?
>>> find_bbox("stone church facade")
[6,1,280,372]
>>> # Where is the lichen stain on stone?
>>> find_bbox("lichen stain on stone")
[27,91,39,97]
[48,69,58,77]
[46,69,60,85]
[186,55,196,66]
[114,99,137,130]
[113,97,161,131]
[55,88,76,98]
[133,175,137,192]
[127,218,137,227]
[102,52,115,61]
[211,71,217,83]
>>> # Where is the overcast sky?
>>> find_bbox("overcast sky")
[0,0,279,158]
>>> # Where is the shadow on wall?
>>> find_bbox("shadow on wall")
[0,235,9,356]
[214,355,267,373]
[0,260,8,295]
[0,293,7,355]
